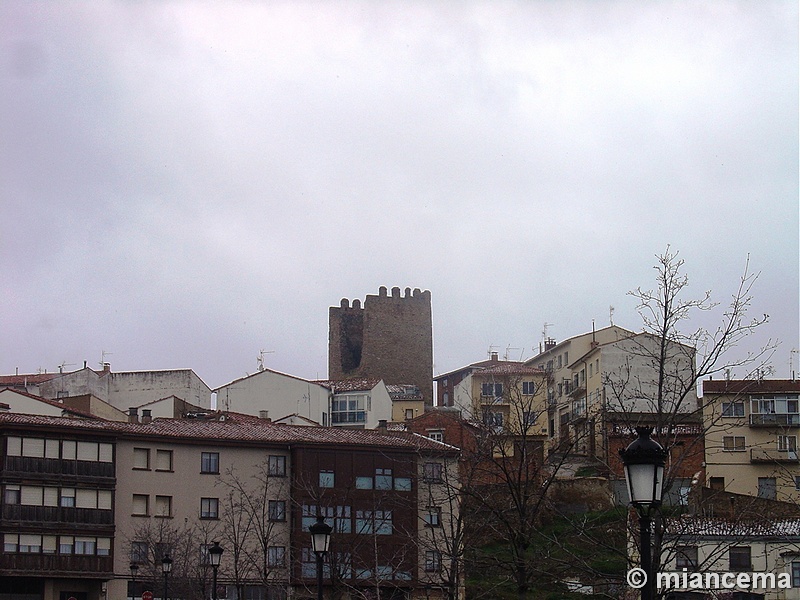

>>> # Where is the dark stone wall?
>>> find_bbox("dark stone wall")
[329,286,433,405]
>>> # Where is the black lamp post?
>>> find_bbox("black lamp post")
[161,554,173,600]
[129,562,138,600]
[208,541,224,600]
[309,515,333,600]
[619,427,667,600]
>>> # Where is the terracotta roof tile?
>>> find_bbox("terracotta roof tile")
[0,412,458,453]
[314,378,382,392]
[703,379,800,395]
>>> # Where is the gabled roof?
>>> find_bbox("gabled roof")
[0,388,100,420]
[665,516,800,538]
[435,358,544,380]
[214,366,321,391]
[0,373,62,386]
[0,412,458,453]
[314,378,382,393]
[703,378,800,395]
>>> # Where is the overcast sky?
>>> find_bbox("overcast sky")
[2,1,797,391]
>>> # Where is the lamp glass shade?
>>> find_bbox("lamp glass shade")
[309,516,333,554]
[161,555,173,574]
[209,541,224,566]
[624,462,664,506]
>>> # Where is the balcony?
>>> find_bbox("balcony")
[0,553,113,577]
[2,505,114,527]
[3,456,114,480]
[750,448,799,463]
[749,414,800,427]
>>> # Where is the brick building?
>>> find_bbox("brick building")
[329,287,433,406]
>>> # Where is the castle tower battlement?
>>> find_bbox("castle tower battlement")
[329,287,433,405]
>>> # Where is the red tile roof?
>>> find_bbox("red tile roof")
[0,412,458,453]
[314,378,382,392]
[435,359,545,380]
[0,373,62,386]
[703,379,800,395]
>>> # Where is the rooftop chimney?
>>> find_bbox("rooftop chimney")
[128,408,139,424]
[259,410,271,421]
[376,419,388,433]
[490,352,499,362]
[141,409,152,424]
[544,338,557,352]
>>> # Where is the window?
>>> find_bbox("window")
[268,455,286,476]
[424,507,441,527]
[75,537,96,555]
[375,468,392,490]
[522,411,537,428]
[405,409,414,420]
[4,485,20,505]
[423,462,443,483]
[132,494,149,516]
[722,401,745,417]
[481,383,502,397]
[356,476,373,489]
[722,436,746,452]
[133,448,150,470]
[355,510,392,535]
[758,477,776,500]
[483,411,503,427]
[267,546,285,568]
[201,452,219,474]
[795,476,800,491]
[331,394,369,424]
[675,546,698,569]
[319,470,334,488]
[155,495,172,518]
[155,450,173,471]
[131,541,149,563]
[709,477,725,491]
[268,500,286,522]
[729,546,751,571]
[779,435,798,453]
[394,477,412,491]
[200,498,219,519]
[61,488,76,507]
[792,561,800,587]
[428,430,444,442]
[425,550,441,572]
[522,381,536,395]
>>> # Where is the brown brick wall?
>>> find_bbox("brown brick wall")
[329,286,433,405]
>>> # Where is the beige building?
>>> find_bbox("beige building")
[660,517,800,599]
[0,410,460,600]
[526,327,698,463]
[703,378,800,501]
[0,364,213,413]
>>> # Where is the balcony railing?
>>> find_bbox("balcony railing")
[750,448,799,463]
[749,414,800,427]
[2,504,114,526]
[3,456,114,479]
[0,553,113,576]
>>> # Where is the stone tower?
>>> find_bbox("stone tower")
[329,286,433,406]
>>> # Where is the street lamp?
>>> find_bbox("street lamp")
[619,427,668,600]
[208,541,224,600]
[161,554,173,600]
[129,562,138,600]
[309,515,333,600]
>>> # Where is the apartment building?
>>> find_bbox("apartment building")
[0,413,117,600]
[0,411,459,600]
[660,517,800,599]
[703,378,800,501]
[434,353,548,435]
[526,327,699,466]
[0,364,213,413]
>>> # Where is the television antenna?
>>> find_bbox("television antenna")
[257,349,274,372]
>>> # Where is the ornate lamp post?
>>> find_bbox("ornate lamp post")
[208,541,224,600]
[129,562,139,600]
[309,515,333,600]
[619,427,668,600]
[161,554,173,600]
